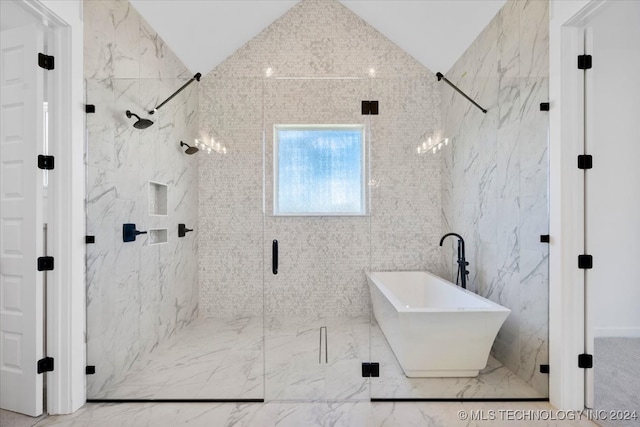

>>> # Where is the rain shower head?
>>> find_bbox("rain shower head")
[126,110,154,129]
[180,141,199,155]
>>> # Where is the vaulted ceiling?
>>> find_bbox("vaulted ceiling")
[129,0,506,76]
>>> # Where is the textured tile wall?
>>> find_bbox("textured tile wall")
[440,0,549,396]
[198,0,442,318]
[84,0,199,397]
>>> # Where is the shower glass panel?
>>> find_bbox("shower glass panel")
[262,77,371,401]
[85,76,263,400]
[368,74,550,399]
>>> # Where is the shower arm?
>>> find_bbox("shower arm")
[148,72,201,115]
[436,72,487,114]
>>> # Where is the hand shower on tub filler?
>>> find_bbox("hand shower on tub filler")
[439,233,469,289]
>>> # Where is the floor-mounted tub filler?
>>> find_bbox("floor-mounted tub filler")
[367,271,510,378]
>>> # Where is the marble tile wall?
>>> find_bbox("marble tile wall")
[198,0,441,318]
[440,0,549,395]
[84,0,199,397]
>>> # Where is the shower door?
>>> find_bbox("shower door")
[262,77,372,401]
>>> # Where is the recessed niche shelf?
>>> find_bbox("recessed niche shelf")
[148,229,168,245]
[149,181,167,216]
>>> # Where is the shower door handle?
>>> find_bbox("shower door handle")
[272,239,278,275]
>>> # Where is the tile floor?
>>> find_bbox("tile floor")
[88,316,543,401]
[3,401,599,427]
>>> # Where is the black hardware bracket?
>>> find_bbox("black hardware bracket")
[361,100,379,115]
[540,364,550,374]
[85,235,96,244]
[37,357,54,373]
[85,104,96,114]
[578,55,593,70]
[578,255,593,269]
[540,235,550,243]
[38,155,54,170]
[540,102,550,111]
[436,72,487,113]
[37,256,54,271]
[578,155,593,170]
[578,354,593,369]
[86,366,96,375]
[38,53,54,70]
[362,362,380,377]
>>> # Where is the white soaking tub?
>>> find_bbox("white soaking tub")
[367,271,510,377]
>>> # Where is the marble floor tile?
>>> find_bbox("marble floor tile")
[36,402,598,427]
[90,316,544,401]
[89,317,264,400]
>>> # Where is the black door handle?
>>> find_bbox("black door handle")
[272,239,278,275]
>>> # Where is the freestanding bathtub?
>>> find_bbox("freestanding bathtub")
[367,271,510,378]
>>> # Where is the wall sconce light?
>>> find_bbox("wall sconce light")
[194,136,227,155]
[417,136,448,155]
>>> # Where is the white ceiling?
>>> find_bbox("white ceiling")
[129,0,506,76]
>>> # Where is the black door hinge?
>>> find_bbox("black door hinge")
[578,154,592,170]
[362,362,380,377]
[540,364,550,374]
[539,102,550,111]
[86,235,96,244]
[85,104,96,114]
[38,155,54,170]
[37,256,54,271]
[361,100,379,115]
[37,357,54,373]
[540,234,550,243]
[38,53,55,70]
[578,255,593,269]
[578,55,592,70]
[578,354,593,369]
[86,366,96,375]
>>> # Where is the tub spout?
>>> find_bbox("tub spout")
[439,233,469,289]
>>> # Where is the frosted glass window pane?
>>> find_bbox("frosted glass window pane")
[275,126,365,215]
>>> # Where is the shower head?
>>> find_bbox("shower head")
[180,141,199,155]
[125,110,154,129]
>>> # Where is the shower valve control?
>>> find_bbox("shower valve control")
[123,223,147,242]
[178,224,194,238]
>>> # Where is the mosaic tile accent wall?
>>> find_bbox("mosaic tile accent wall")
[440,0,550,395]
[198,0,442,318]
[84,0,199,397]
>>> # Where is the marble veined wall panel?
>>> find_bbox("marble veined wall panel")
[84,0,199,397]
[440,0,549,396]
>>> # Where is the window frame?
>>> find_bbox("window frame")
[273,124,367,217]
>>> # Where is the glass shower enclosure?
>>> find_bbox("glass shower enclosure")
[85,71,549,402]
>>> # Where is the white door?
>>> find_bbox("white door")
[583,0,640,409]
[0,23,45,417]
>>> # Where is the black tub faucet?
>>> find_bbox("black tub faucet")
[439,232,469,289]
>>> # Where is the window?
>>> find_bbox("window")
[274,125,366,215]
